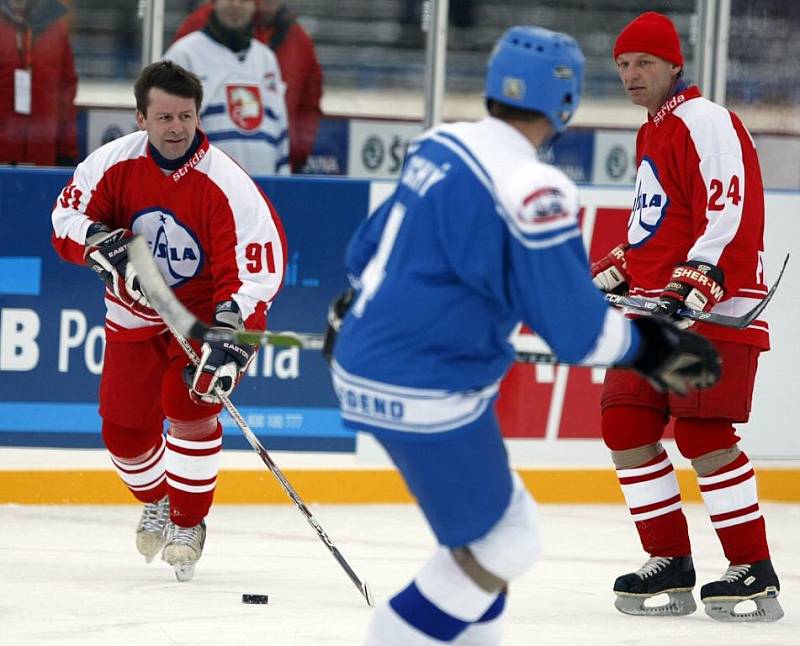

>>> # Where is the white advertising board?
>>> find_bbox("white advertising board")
[347,119,424,178]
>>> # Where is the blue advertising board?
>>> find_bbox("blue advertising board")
[0,168,371,452]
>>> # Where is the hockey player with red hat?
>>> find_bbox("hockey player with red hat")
[592,11,784,623]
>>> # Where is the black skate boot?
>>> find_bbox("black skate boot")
[613,555,696,616]
[701,559,783,622]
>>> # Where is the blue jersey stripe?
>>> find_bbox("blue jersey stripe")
[332,362,499,434]
[428,132,579,249]
[436,131,495,187]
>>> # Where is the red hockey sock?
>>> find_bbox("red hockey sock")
[166,419,222,527]
[617,450,692,556]
[102,421,167,503]
[697,451,770,564]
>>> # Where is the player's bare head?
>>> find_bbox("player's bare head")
[213,0,257,31]
[135,63,202,160]
[134,61,203,117]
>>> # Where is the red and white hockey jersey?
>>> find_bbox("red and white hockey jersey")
[51,130,287,341]
[163,31,290,177]
[625,85,769,349]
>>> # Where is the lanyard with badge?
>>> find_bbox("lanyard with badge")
[14,24,32,115]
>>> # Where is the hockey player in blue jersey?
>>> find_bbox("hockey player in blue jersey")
[326,26,721,645]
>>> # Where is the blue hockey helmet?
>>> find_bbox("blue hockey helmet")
[485,26,585,133]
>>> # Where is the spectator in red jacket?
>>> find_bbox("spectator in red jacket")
[0,0,78,166]
[174,0,322,172]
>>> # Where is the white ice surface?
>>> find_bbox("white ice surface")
[1,503,797,645]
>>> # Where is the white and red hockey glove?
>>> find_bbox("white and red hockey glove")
[591,244,630,295]
[84,224,154,315]
[185,301,256,406]
[657,260,725,328]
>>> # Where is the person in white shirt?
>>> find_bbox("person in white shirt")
[164,0,290,176]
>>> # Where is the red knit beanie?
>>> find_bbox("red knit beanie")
[613,12,684,67]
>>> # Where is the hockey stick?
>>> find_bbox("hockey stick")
[513,350,579,366]
[517,254,790,366]
[127,236,325,350]
[604,252,789,329]
[169,327,373,607]
[130,234,787,359]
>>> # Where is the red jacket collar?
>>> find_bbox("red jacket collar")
[649,85,702,126]
[148,129,210,183]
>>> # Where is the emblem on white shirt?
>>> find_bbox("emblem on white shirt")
[131,209,204,287]
[226,85,263,131]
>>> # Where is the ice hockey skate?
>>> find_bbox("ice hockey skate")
[701,559,783,622]
[135,496,170,563]
[613,555,697,616]
[162,520,206,582]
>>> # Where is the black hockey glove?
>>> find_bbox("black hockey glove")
[84,223,153,314]
[322,288,355,365]
[184,301,256,406]
[623,316,721,396]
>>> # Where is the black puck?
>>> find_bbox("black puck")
[242,594,269,604]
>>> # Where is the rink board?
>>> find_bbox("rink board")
[0,168,798,502]
[1,464,799,504]
[0,168,361,453]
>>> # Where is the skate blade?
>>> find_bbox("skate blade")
[172,561,197,582]
[615,590,697,616]
[162,546,200,582]
[703,588,784,622]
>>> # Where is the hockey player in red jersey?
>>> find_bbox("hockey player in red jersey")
[51,61,286,581]
[592,12,782,622]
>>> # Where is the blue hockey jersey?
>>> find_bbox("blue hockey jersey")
[332,117,640,435]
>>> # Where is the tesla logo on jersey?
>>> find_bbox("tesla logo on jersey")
[518,187,569,224]
[226,85,263,131]
[628,157,669,246]
[130,209,204,287]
